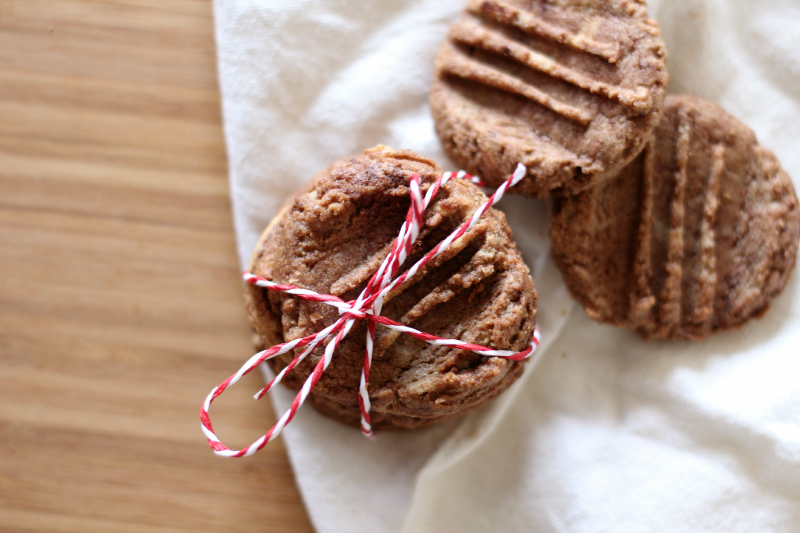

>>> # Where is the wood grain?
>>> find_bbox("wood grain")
[0,1,315,531]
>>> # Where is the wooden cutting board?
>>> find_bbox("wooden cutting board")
[0,1,314,531]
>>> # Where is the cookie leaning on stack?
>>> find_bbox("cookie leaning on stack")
[550,95,800,340]
[245,146,538,429]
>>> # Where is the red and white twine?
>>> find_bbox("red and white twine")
[201,164,541,457]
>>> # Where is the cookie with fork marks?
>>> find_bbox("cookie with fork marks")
[551,95,800,340]
[431,0,668,197]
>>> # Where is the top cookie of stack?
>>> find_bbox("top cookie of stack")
[431,0,668,197]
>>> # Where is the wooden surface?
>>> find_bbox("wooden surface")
[0,1,315,531]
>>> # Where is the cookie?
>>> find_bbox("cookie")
[246,146,537,429]
[551,95,800,340]
[431,0,668,197]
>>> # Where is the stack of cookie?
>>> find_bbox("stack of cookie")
[430,0,800,340]
[246,147,538,430]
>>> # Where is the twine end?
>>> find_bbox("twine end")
[512,163,527,184]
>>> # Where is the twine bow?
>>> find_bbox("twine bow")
[201,164,540,457]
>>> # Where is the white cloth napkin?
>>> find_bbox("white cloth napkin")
[213,0,800,531]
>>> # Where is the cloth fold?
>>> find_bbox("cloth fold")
[213,0,800,530]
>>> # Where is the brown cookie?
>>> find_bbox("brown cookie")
[551,95,800,340]
[431,0,668,197]
[246,146,537,429]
